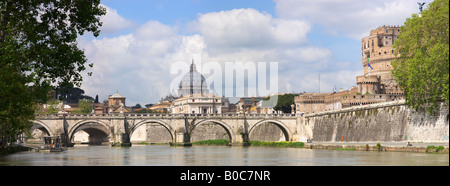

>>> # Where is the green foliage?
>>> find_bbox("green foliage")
[72,99,93,114]
[44,100,60,114]
[376,143,383,151]
[392,0,449,114]
[336,148,356,151]
[264,94,298,113]
[249,141,305,148]
[426,145,445,153]
[0,66,36,147]
[55,87,93,104]
[0,1,105,148]
[192,139,230,146]
[133,104,142,109]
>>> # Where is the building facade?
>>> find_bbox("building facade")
[107,92,132,113]
[295,93,331,114]
[171,93,222,114]
[295,25,404,114]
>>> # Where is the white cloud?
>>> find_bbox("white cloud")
[79,19,208,104]
[273,19,310,45]
[100,5,135,34]
[79,6,370,105]
[283,47,332,63]
[189,8,311,52]
[275,0,433,39]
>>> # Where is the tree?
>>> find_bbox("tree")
[94,95,99,103]
[391,0,449,114]
[264,94,297,113]
[55,86,93,103]
[44,100,60,115]
[0,1,105,148]
[72,99,93,114]
[133,104,142,109]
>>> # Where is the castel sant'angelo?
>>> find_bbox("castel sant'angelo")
[295,25,405,114]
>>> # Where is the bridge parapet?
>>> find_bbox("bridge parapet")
[304,99,406,118]
[35,113,302,120]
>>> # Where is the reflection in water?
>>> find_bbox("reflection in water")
[0,145,448,166]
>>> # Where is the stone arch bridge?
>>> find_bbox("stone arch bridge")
[32,113,309,146]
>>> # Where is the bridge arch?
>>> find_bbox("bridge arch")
[190,119,235,143]
[28,120,54,143]
[130,119,175,143]
[68,120,111,144]
[30,120,54,136]
[248,119,292,141]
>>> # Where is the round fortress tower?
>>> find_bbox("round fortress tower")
[360,25,403,95]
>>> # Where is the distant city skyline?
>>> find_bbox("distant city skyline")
[77,0,433,106]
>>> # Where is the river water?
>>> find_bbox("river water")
[0,145,448,166]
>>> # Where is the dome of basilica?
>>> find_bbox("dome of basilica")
[178,60,209,97]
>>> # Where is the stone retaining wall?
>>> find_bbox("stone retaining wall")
[306,100,449,143]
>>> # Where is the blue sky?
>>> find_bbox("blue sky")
[101,0,276,25]
[79,0,434,106]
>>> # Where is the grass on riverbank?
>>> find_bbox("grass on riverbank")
[192,139,230,146]
[135,142,170,145]
[336,148,356,151]
[191,140,306,148]
[249,141,305,148]
[0,146,32,156]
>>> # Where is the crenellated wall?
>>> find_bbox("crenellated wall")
[306,100,449,143]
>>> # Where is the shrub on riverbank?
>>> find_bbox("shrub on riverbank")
[249,141,304,148]
[192,139,230,146]
[0,146,31,156]
[425,145,447,153]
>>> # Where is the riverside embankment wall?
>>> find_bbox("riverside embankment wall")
[306,100,449,143]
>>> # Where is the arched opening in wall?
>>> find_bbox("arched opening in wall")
[27,123,51,144]
[190,121,231,143]
[71,122,110,145]
[130,122,172,144]
[249,122,289,142]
